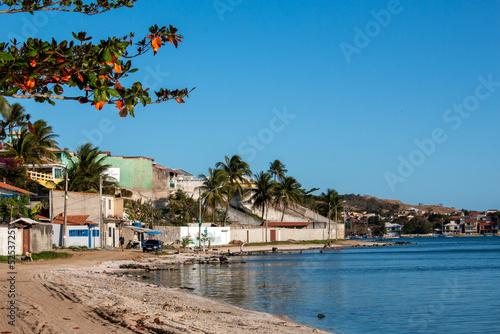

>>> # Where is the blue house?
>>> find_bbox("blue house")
[51,214,100,248]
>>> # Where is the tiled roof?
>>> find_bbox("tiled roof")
[52,215,94,225]
[0,181,37,195]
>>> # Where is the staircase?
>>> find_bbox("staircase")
[27,171,63,189]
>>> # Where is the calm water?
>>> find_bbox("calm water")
[145,237,500,333]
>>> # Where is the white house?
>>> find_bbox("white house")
[51,214,100,248]
[385,223,402,237]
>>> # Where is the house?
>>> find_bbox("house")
[444,221,460,235]
[385,222,402,237]
[0,181,37,199]
[50,190,125,248]
[478,221,498,235]
[51,214,100,248]
[0,218,52,255]
[462,218,478,235]
[25,156,65,189]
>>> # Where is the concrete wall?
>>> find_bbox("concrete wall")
[103,155,154,190]
[231,225,344,243]
[52,225,100,248]
[51,190,123,222]
[30,224,53,253]
[180,226,231,247]
[0,226,22,255]
[175,179,204,197]
[154,226,181,243]
[153,167,172,207]
[226,206,263,226]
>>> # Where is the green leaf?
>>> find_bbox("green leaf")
[0,52,14,61]
[107,88,120,98]
[103,49,112,63]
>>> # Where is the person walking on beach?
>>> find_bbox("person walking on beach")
[119,235,125,251]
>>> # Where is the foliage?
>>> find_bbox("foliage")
[250,171,274,220]
[63,142,112,193]
[0,0,192,118]
[320,188,344,222]
[124,198,162,228]
[215,154,251,226]
[168,189,198,226]
[0,193,39,222]
[197,167,227,224]
[268,159,287,181]
[272,176,302,222]
[0,102,30,141]
[372,224,387,236]
[4,118,60,165]
[402,216,432,235]
[488,211,500,224]
[342,194,401,216]
[179,236,193,249]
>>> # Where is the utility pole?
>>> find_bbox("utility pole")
[328,202,331,240]
[99,175,103,248]
[63,172,68,248]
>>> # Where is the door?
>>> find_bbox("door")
[23,227,30,254]
[112,228,116,247]
[270,229,276,242]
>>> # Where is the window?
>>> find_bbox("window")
[109,227,112,235]
[108,199,112,210]
[92,230,99,237]
[69,230,88,237]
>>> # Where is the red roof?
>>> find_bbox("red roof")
[0,181,37,195]
[52,215,94,225]
[262,222,311,228]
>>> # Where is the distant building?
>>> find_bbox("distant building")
[385,222,401,237]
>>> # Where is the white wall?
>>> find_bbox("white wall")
[0,226,22,255]
[52,225,101,248]
[231,225,344,243]
[180,226,231,246]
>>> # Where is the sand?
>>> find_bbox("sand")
[1,241,376,333]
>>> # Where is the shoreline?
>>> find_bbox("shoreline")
[0,241,384,333]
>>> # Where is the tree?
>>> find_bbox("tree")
[250,171,274,220]
[273,176,302,222]
[0,102,30,142]
[268,159,288,182]
[168,189,198,226]
[215,155,251,226]
[198,168,227,224]
[320,188,344,222]
[64,143,112,193]
[5,118,59,165]
[403,216,432,235]
[0,1,192,120]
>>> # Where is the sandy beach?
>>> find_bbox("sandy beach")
[0,241,378,334]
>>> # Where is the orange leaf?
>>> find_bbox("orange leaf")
[30,60,36,67]
[56,56,64,62]
[114,63,122,73]
[175,97,185,104]
[168,37,173,44]
[114,81,123,90]
[52,75,60,82]
[152,36,162,55]
[61,75,70,82]
[28,121,35,134]
[25,78,35,88]
[77,73,84,83]
[116,100,124,110]
[95,100,105,110]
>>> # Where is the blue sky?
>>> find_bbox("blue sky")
[1,0,499,211]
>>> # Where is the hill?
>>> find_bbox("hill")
[343,194,459,216]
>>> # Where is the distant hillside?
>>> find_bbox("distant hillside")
[343,194,459,216]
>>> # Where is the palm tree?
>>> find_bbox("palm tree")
[198,168,227,224]
[65,143,112,193]
[321,188,344,222]
[5,119,59,165]
[215,155,251,226]
[272,176,302,221]
[0,103,29,143]
[250,171,274,220]
[268,159,288,181]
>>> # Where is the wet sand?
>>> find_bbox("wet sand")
[0,245,343,334]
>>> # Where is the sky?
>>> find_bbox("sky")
[1,0,499,211]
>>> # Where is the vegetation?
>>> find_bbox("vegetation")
[0,251,71,262]
[63,142,113,193]
[124,198,163,228]
[0,194,41,222]
[0,1,192,119]
[342,194,401,216]
[402,216,433,235]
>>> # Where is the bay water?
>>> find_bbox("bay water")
[145,237,500,333]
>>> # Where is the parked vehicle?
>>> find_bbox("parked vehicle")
[143,239,163,252]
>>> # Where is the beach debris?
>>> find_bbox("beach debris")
[317,314,325,318]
